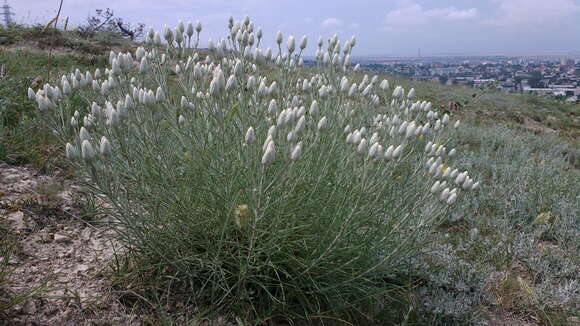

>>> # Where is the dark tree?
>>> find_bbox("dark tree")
[76,8,145,41]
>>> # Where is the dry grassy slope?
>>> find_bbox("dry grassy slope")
[291,65,580,145]
[362,73,580,144]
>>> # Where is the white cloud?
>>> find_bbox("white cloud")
[348,22,360,30]
[321,17,343,28]
[383,3,478,29]
[485,0,580,26]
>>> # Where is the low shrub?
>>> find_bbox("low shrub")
[31,17,481,323]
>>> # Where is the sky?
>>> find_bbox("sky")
[11,0,580,56]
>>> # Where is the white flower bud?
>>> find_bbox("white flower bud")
[447,193,457,205]
[224,74,236,91]
[276,31,283,45]
[268,81,278,95]
[124,94,134,110]
[318,85,328,98]
[62,80,71,95]
[28,87,36,100]
[295,116,306,134]
[267,100,278,115]
[405,123,416,139]
[267,125,276,138]
[348,83,357,98]
[79,126,90,142]
[317,116,328,130]
[369,132,379,145]
[65,143,78,160]
[111,58,121,76]
[245,126,256,144]
[299,35,307,50]
[380,79,390,90]
[81,140,95,162]
[139,57,148,73]
[454,120,460,129]
[362,84,372,97]
[442,167,451,178]
[262,141,275,165]
[291,142,302,161]
[384,145,395,160]
[368,142,379,159]
[392,86,404,99]
[344,54,351,67]
[100,136,112,157]
[310,101,319,115]
[83,116,93,128]
[462,178,473,190]
[156,87,166,102]
[431,181,441,193]
[393,144,403,158]
[440,188,451,201]
[346,132,353,144]
[108,109,120,126]
[246,75,256,89]
[443,114,450,124]
[455,172,467,185]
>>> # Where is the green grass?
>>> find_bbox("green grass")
[0,49,106,169]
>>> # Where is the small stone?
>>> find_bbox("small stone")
[54,233,70,243]
[22,299,37,314]
[39,232,54,243]
[76,264,90,273]
[7,211,26,231]
[81,228,92,242]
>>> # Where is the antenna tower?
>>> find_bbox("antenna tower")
[1,0,14,26]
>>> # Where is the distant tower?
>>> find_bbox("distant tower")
[418,48,421,58]
[1,0,14,26]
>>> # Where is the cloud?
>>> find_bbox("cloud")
[321,17,343,28]
[383,3,478,29]
[485,0,580,26]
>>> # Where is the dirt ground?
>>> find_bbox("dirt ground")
[0,162,139,325]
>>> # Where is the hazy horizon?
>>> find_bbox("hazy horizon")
[10,0,580,56]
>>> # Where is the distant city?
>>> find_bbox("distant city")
[353,55,580,103]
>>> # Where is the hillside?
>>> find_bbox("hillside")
[1,25,579,325]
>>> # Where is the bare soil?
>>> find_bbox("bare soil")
[0,163,139,325]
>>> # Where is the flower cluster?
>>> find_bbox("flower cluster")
[32,15,478,209]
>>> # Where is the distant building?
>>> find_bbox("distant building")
[473,79,496,88]
[560,58,575,66]
[430,67,457,75]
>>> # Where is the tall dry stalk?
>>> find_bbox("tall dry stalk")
[46,0,64,82]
